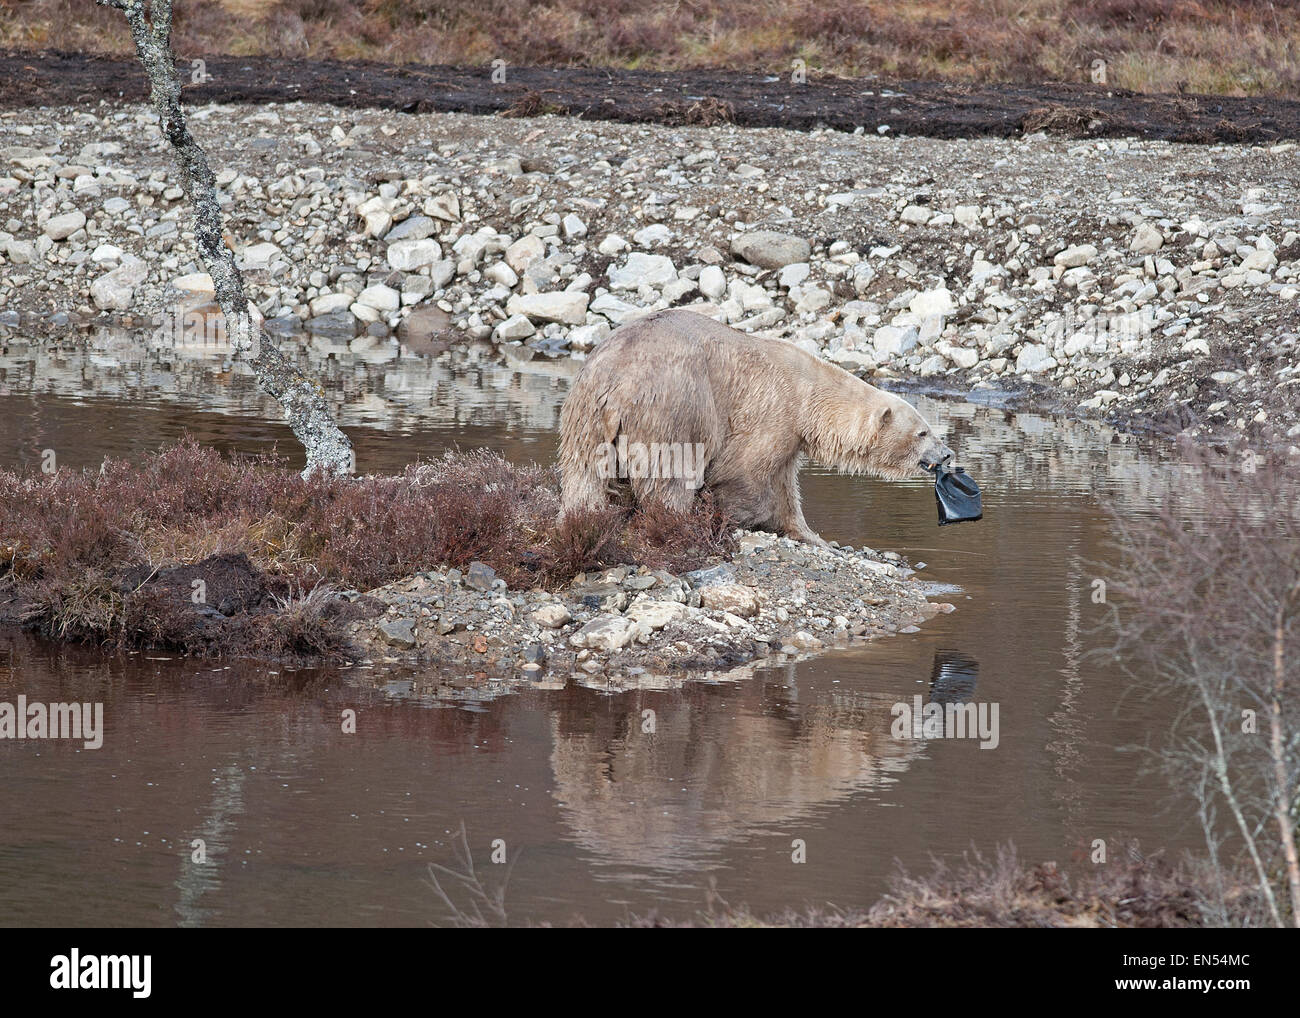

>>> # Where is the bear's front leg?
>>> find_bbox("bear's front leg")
[784,524,830,548]
[772,460,828,547]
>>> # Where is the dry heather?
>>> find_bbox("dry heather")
[3,0,1298,98]
[628,844,1269,927]
[0,437,733,659]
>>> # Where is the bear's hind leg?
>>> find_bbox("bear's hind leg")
[558,403,620,517]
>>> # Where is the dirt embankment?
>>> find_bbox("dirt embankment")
[5,50,1300,144]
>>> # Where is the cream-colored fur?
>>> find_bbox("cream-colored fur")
[558,309,954,544]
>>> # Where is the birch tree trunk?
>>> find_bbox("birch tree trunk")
[98,0,353,477]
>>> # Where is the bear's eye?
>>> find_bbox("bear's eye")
[917,429,928,438]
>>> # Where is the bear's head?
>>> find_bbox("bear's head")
[822,388,954,480]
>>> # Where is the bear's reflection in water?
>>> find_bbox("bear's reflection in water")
[546,672,924,873]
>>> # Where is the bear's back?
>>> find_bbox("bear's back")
[589,309,794,383]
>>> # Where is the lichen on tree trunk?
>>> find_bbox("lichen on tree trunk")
[98,0,353,478]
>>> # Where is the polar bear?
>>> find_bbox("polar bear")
[558,309,954,545]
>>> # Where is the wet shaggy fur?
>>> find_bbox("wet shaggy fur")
[559,310,954,544]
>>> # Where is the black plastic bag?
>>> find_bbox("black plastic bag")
[930,465,982,526]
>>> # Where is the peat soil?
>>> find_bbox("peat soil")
[4,50,1300,144]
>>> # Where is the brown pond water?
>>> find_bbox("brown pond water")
[0,331,1211,926]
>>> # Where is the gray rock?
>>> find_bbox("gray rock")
[626,599,688,631]
[385,215,437,242]
[377,618,416,649]
[305,310,361,339]
[909,287,955,317]
[531,604,572,629]
[386,238,442,272]
[1240,247,1277,272]
[506,291,589,325]
[495,313,535,340]
[1015,343,1057,374]
[90,259,148,311]
[308,293,356,321]
[237,242,281,270]
[633,223,672,248]
[699,582,760,617]
[873,325,920,358]
[356,283,400,312]
[505,234,545,273]
[730,230,811,270]
[681,563,738,588]
[3,239,38,264]
[607,252,677,291]
[1054,244,1097,268]
[698,264,726,299]
[429,259,456,290]
[1130,223,1164,254]
[425,193,460,222]
[567,320,610,351]
[569,614,639,651]
[465,560,498,591]
[778,262,810,289]
[43,210,85,241]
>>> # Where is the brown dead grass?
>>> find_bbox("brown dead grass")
[5,0,1297,98]
[500,90,570,118]
[1021,103,1113,135]
[627,843,1269,927]
[0,437,733,659]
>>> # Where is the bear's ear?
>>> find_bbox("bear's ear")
[879,406,893,425]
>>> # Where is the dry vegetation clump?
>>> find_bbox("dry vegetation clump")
[500,90,570,118]
[0,437,734,660]
[861,845,1257,928]
[625,844,1268,927]
[1021,103,1113,135]
[5,0,1298,98]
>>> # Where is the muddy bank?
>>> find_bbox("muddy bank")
[4,51,1300,145]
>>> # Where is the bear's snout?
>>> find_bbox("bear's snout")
[919,440,955,471]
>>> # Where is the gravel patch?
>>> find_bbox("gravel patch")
[344,529,944,688]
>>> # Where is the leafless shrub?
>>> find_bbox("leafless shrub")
[1099,438,1300,927]
[424,822,514,928]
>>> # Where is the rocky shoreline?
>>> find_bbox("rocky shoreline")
[3,100,1298,453]
[4,97,1297,672]
[343,529,947,688]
